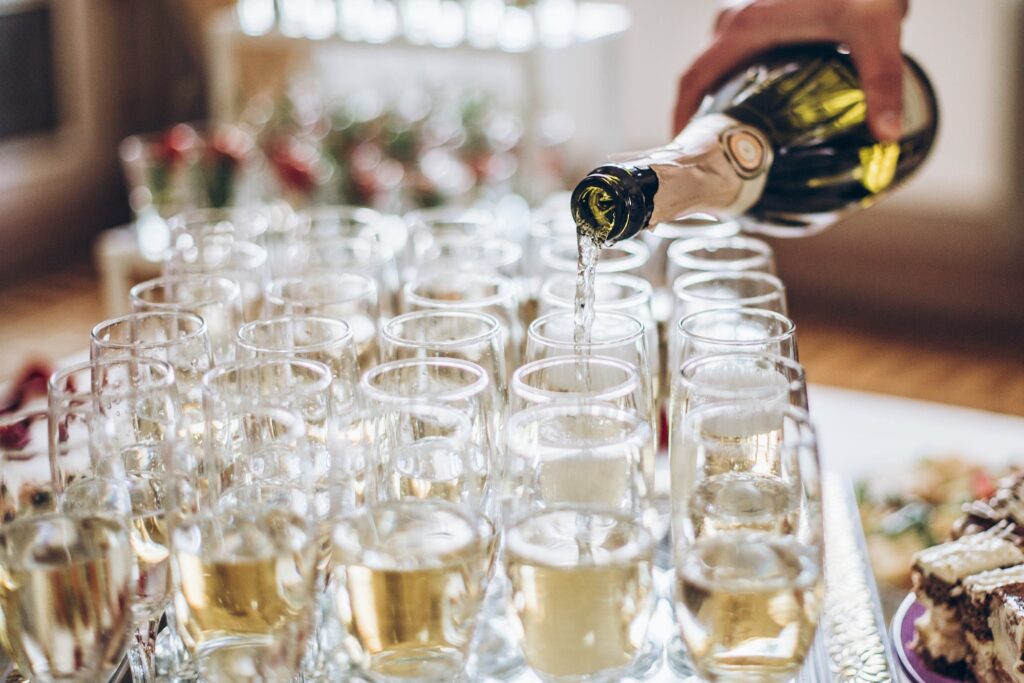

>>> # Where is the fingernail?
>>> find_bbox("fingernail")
[876,111,902,142]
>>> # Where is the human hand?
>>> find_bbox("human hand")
[672,0,909,142]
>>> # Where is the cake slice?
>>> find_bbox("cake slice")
[911,526,1024,675]
[961,565,1024,681]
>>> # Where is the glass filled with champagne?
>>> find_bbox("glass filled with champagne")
[671,402,823,682]
[503,402,659,681]
[331,499,491,682]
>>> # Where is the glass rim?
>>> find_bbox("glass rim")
[300,235,395,264]
[672,270,786,310]
[667,234,774,272]
[676,307,796,347]
[48,356,177,400]
[299,204,383,227]
[646,214,742,241]
[130,274,242,310]
[168,237,268,264]
[529,310,646,351]
[90,311,208,352]
[266,272,378,307]
[168,206,271,239]
[361,357,490,405]
[425,235,524,268]
[540,272,653,312]
[541,237,650,274]
[511,355,642,405]
[403,270,516,310]
[236,315,355,355]
[404,205,496,230]
[201,357,333,398]
[678,352,806,398]
[506,401,651,459]
[381,310,503,350]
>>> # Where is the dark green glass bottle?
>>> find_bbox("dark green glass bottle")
[571,43,939,244]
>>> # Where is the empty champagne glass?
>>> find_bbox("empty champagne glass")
[676,308,799,368]
[168,207,271,251]
[666,235,776,289]
[285,236,402,318]
[538,273,659,387]
[527,311,656,413]
[90,311,213,409]
[503,402,658,681]
[164,236,269,322]
[642,216,742,292]
[403,270,523,366]
[406,206,500,270]
[202,359,332,489]
[361,358,497,507]
[380,310,509,399]
[130,274,244,364]
[539,237,650,278]
[671,403,823,682]
[265,272,381,369]
[236,315,361,413]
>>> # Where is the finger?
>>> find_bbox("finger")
[846,16,904,141]
[673,5,839,134]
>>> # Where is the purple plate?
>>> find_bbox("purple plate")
[891,593,972,683]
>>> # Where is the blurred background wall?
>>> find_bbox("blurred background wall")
[1,0,1022,330]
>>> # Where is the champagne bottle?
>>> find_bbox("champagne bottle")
[571,43,939,243]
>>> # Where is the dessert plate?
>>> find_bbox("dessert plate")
[892,592,971,683]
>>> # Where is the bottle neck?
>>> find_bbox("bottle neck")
[573,114,772,243]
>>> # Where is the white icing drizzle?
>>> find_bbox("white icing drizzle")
[915,527,1024,585]
[965,565,1024,603]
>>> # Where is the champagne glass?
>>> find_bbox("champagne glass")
[0,508,134,683]
[538,273,659,389]
[527,311,655,414]
[47,358,179,683]
[380,310,508,398]
[130,275,244,364]
[668,271,788,378]
[362,359,497,508]
[168,206,272,250]
[169,481,318,682]
[405,206,500,271]
[671,403,823,682]
[90,311,213,410]
[403,270,523,366]
[641,216,742,291]
[1,410,60,519]
[236,315,361,413]
[666,235,776,291]
[330,499,491,682]
[676,308,799,368]
[202,359,332,490]
[671,270,787,321]
[503,402,658,681]
[163,236,269,322]
[539,237,650,278]
[265,272,381,369]
[285,236,402,318]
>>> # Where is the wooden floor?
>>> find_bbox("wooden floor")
[2,263,1023,417]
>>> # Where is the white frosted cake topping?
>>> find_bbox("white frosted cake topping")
[966,565,1024,601]
[915,528,1024,585]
